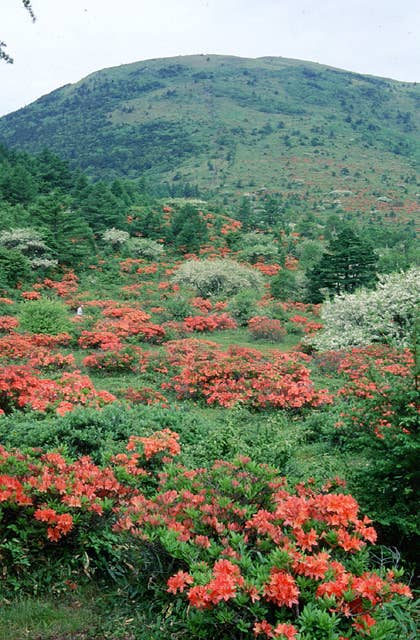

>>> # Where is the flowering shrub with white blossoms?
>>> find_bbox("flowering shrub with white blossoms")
[309,267,419,351]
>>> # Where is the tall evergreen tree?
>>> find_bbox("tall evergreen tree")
[77,182,127,232]
[30,194,95,266]
[36,149,73,192]
[0,162,38,205]
[169,204,208,253]
[307,227,377,302]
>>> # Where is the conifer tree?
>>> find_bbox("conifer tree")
[307,227,377,302]
[169,204,208,253]
[30,194,95,266]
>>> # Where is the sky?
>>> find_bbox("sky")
[0,0,419,117]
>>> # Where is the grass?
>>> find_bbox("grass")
[186,327,300,352]
[0,594,100,640]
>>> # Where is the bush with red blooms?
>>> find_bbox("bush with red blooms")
[21,291,42,300]
[114,447,412,639]
[124,386,169,407]
[78,330,123,350]
[327,344,419,549]
[183,313,237,333]
[248,316,286,341]
[336,346,417,437]
[0,429,180,593]
[0,315,19,332]
[0,332,74,371]
[82,346,147,374]
[0,365,116,416]
[253,262,282,276]
[89,305,166,343]
[163,339,332,409]
[41,271,79,299]
[288,314,323,336]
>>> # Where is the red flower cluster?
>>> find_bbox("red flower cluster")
[0,365,115,415]
[91,305,166,343]
[253,262,282,276]
[0,445,131,541]
[124,387,169,407]
[82,346,147,374]
[183,313,237,333]
[248,316,286,341]
[0,316,19,332]
[113,452,411,636]
[21,291,41,300]
[163,339,332,409]
[41,271,79,299]
[288,314,323,335]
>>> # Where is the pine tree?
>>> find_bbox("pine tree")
[307,227,377,302]
[169,204,208,253]
[30,194,95,266]
[77,182,127,232]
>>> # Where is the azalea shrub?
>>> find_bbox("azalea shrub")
[0,315,19,332]
[98,305,166,343]
[332,344,419,553]
[124,386,169,408]
[0,365,116,415]
[248,316,286,341]
[82,346,147,374]
[115,448,413,640]
[183,312,237,333]
[0,429,180,594]
[336,346,417,436]
[0,424,415,635]
[163,339,332,409]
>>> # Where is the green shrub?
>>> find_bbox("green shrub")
[228,290,261,326]
[18,298,72,335]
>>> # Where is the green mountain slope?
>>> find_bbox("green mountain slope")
[0,55,419,202]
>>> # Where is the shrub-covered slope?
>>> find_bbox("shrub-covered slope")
[0,54,418,199]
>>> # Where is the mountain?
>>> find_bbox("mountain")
[0,55,419,203]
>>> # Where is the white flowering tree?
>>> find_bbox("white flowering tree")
[0,227,57,270]
[310,267,419,350]
[172,259,264,298]
[102,228,130,250]
[128,238,165,260]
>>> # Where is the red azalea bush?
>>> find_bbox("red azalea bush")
[0,333,74,369]
[78,330,123,350]
[248,316,286,341]
[163,340,332,409]
[253,262,282,276]
[0,365,116,416]
[94,306,166,343]
[0,429,182,594]
[114,450,412,639]
[41,271,79,298]
[288,315,324,336]
[335,346,418,437]
[124,387,169,407]
[0,315,19,332]
[82,346,147,374]
[0,430,413,633]
[183,313,237,333]
[21,291,42,300]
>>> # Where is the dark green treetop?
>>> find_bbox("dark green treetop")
[307,227,377,302]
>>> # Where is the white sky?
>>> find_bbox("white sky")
[0,0,419,117]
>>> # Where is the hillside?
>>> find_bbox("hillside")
[0,54,419,207]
